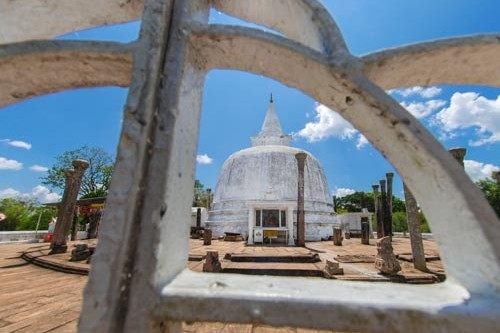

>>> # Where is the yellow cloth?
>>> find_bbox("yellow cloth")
[264,230,278,237]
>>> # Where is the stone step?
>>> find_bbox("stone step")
[222,262,324,277]
[225,252,321,263]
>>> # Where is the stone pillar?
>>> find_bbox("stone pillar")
[361,219,370,245]
[70,207,79,241]
[448,147,467,167]
[247,208,254,245]
[333,227,342,246]
[372,185,382,238]
[50,159,89,254]
[379,179,388,238]
[295,152,307,247]
[332,195,337,213]
[287,207,295,245]
[87,209,101,239]
[206,188,212,210]
[386,172,394,238]
[403,183,427,271]
[203,229,212,245]
[203,251,221,273]
[196,208,201,227]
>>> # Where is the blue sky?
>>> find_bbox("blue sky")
[1,1,499,203]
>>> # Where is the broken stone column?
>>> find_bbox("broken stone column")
[50,159,89,254]
[333,227,343,246]
[203,228,212,245]
[324,259,344,277]
[203,251,222,273]
[295,152,307,247]
[70,243,92,262]
[448,147,467,167]
[372,184,383,238]
[361,220,370,245]
[374,236,401,275]
[403,183,427,271]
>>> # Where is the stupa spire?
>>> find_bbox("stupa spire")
[251,95,292,147]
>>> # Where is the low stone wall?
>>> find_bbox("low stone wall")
[0,230,88,243]
[392,232,434,240]
[0,231,48,243]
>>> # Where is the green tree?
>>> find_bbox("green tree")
[389,210,431,233]
[42,146,114,198]
[335,191,405,213]
[193,179,211,207]
[16,206,55,231]
[0,198,35,231]
[419,211,431,233]
[392,211,408,233]
[476,178,500,217]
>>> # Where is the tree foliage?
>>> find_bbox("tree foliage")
[476,178,500,217]
[392,211,431,233]
[0,198,54,231]
[42,146,114,198]
[335,191,406,213]
[193,179,211,207]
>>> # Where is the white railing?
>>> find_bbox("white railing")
[1,1,499,332]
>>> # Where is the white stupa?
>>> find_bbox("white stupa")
[206,97,337,244]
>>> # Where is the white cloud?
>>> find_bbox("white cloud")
[389,86,442,99]
[196,154,213,164]
[333,187,356,198]
[297,104,369,149]
[31,185,61,203]
[1,139,32,150]
[435,92,500,146]
[0,188,21,198]
[0,185,61,203]
[29,165,49,172]
[464,160,499,182]
[356,135,369,149]
[297,104,357,142]
[400,99,446,119]
[0,157,23,170]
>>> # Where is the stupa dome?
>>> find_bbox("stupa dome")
[206,97,337,242]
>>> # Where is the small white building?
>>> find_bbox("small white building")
[206,98,337,244]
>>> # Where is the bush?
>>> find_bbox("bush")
[392,211,408,233]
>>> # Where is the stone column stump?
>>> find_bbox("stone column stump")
[203,251,221,273]
[374,236,401,275]
[333,227,343,246]
[361,220,370,245]
[324,259,344,278]
[203,228,212,245]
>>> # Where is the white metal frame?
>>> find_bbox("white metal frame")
[1,1,499,332]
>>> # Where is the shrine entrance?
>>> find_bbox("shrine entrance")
[246,202,295,245]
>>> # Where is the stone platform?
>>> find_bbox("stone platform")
[1,238,445,332]
[20,237,444,283]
